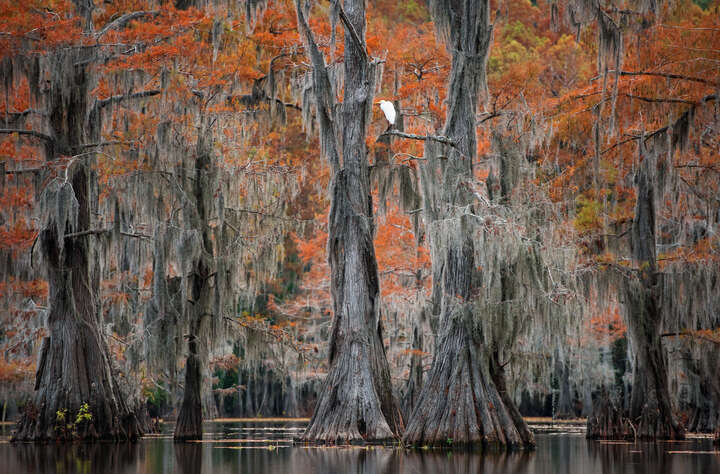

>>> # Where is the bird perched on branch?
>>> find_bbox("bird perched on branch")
[376,100,396,129]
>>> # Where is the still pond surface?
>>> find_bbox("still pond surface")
[1,419,719,474]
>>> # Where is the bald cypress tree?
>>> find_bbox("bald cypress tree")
[11,0,140,442]
[293,0,402,443]
[402,0,534,448]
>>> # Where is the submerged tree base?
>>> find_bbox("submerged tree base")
[587,392,685,440]
[13,400,141,443]
[174,338,203,442]
[402,317,535,449]
[298,335,403,444]
[293,437,400,447]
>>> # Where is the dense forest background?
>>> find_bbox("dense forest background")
[0,0,718,445]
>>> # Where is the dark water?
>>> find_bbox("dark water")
[1,420,718,474]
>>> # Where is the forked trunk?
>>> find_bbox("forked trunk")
[297,0,402,443]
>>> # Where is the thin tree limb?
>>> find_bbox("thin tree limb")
[0,128,54,142]
[623,93,698,105]
[601,94,717,154]
[96,90,161,109]
[2,109,46,121]
[660,24,720,32]
[64,228,152,240]
[595,70,720,88]
[661,331,720,346]
[4,167,43,174]
[96,11,159,40]
[223,315,307,355]
[380,129,458,148]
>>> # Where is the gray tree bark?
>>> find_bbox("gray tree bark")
[174,133,218,441]
[402,0,534,448]
[174,332,203,441]
[13,2,139,440]
[553,349,575,419]
[685,347,720,433]
[588,144,685,440]
[401,311,426,421]
[295,0,402,443]
[13,164,140,442]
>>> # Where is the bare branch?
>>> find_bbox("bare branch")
[622,93,698,105]
[223,315,307,355]
[225,207,313,223]
[96,11,159,40]
[0,128,54,143]
[675,163,720,174]
[80,140,138,149]
[478,111,504,124]
[660,24,720,32]
[4,167,43,174]
[64,228,152,241]
[594,70,720,88]
[661,330,720,346]
[2,109,46,122]
[380,129,458,148]
[601,94,717,154]
[96,89,161,109]
[63,229,109,239]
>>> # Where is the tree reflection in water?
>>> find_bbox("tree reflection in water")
[588,440,676,474]
[2,427,720,474]
[10,442,140,473]
[175,442,202,474]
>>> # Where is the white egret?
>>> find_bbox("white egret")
[377,100,396,126]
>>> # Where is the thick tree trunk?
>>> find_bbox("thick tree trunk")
[300,170,402,442]
[298,0,401,443]
[625,293,684,439]
[174,335,203,441]
[403,0,533,448]
[174,136,216,441]
[588,145,684,440]
[13,164,140,442]
[13,26,139,439]
[553,350,575,419]
[403,231,533,447]
[587,389,632,439]
[685,347,720,433]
